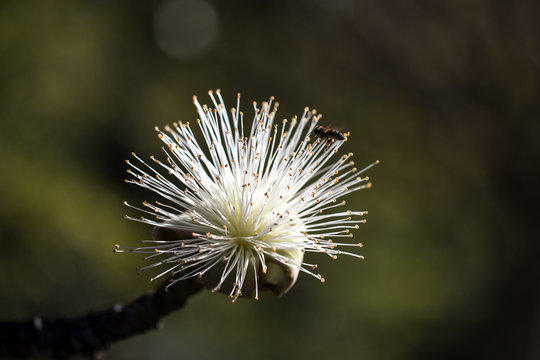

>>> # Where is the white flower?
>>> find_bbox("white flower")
[117,90,378,301]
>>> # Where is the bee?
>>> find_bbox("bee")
[312,125,347,143]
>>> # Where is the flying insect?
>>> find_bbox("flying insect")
[312,125,347,143]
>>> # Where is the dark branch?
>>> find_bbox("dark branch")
[0,278,203,359]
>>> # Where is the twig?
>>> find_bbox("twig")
[0,278,203,359]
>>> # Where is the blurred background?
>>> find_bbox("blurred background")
[0,0,539,359]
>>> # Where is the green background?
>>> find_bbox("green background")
[0,1,538,359]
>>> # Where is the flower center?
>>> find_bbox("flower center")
[233,237,254,250]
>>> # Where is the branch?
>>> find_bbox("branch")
[0,278,203,359]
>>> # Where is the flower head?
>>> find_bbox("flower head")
[117,90,378,301]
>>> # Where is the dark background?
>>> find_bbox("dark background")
[1,0,539,359]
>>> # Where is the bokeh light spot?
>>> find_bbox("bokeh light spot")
[153,0,219,60]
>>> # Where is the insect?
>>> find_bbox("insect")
[312,125,347,143]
